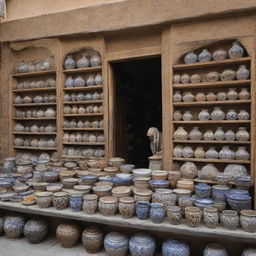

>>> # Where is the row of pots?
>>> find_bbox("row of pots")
[62,147,105,157]
[16,78,56,89]
[63,132,105,143]
[63,104,103,114]
[64,54,101,69]
[63,119,103,128]
[14,95,56,104]
[173,88,250,102]
[63,91,103,102]
[15,108,56,118]
[173,126,249,141]
[65,74,102,87]
[14,123,56,133]
[14,137,56,148]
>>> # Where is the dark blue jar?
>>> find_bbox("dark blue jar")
[136,201,150,220]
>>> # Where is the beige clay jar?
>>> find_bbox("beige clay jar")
[195,92,206,102]
[194,147,205,159]
[190,73,201,83]
[173,110,182,121]
[239,88,250,100]
[173,127,188,140]
[206,92,217,101]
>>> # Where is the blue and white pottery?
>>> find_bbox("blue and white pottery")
[195,198,214,210]
[234,176,252,189]
[228,41,244,59]
[119,164,135,173]
[4,215,26,238]
[195,183,211,198]
[149,179,169,191]
[203,243,228,256]
[226,193,251,212]
[136,201,150,220]
[80,175,97,185]
[150,203,165,223]
[226,109,238,120]
[99,176,112,183]
[162,239,190,256]
[198,49,212,62]
[212,185,229,202]
[226,189,249,197]
[69,194,83,212]
[104,232,129,256]
[184,52,198,64]
[112,174,133,186]
[64,55,76,69]
[129,233,156,256]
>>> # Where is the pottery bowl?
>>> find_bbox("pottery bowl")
[92,185,112,197]
[13,183,30,193]
[59,170,76,180]
[87,160,99,168]
[104,167,119,176]
[234,176,252,189]
[149,179,169,191]
[194,198,214,210]
[119,164,135,173]
[151,170,168,180]
[112,186,131,199]
[133,188,153,202]
[79,175,97,185]
[226,193,252,212]
[73,185,91,194]
[173,189,192,199]
[112,173,133,186]
[212,185,230,202]
[133,177,150,189]
[43,171,59,183]
[46,183,63,193]
[32,182,48,191]
[108,157,125,167]
[98,196,118,216]
[132,169,152,178]
[176,179,194,191]
[195,183,212,198]
[62,178,79,189]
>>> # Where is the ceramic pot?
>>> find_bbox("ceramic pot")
[98,196,118,216]
[90,54,101,67]
[216,91,227,101]
[178,196,194,215]
[129,233,156,256]
[65,76,74,88]
[136,201,150,220]
[168,171,181,187]
[189,127,202,140]
[167,206,182,225]
[213,49,227,61]
[205,147,218,159]
[181,73,190,84]
[212,185,230,202]
[173,127,188,140]
[53,192,69,210]
[195,183,211,198]
[23,219,48,244]
[198,49,211,62]
[173,74,181,84]
[180,162,197,179]
[74,76,86,87]
[238,110,250,120]
[204,130,214,141]
[216,173,230,185]
[182,92,194,102]
[185,206,202,227]
[4,215,25,238]
[236,127,249,141]
[177,179,194,191]
[95,73,102,85]
[162,239,190,256]
[194,147,205,159]
[182,146,194,158]
[119,197,135,219]
[228,41,244,59]
[36,192,52,208]
[56,223,80,248]
[236,147,250,160]
[240,210,256,233]
[214,127,225,141]
[211,107,225,120]
[239,88,250,100]
[227,88,238,100]
[224,130,235,141]
[152,188,177,209]
[203,207,219,229]
[199,164,219,181]
[173,145,183,158]
[150,203,165,223]
[69,194,83,212]
[236,65,250,80]
[83,194,98,214]
[198,109,210,121]
[206,72,220,82]
[45,108,56,117]
[77,55,89,68]
[104,232,129,256]
[173,90,182,102]
[190,73,201,83]
[82,226,103,253]
[195,92,206,101]
[184,52,197,64]
[219,146,235,160]
[221,69,236,81]
[220,210,239,230]
[182,111,193,121]
[173,110,182,121]
[203,243,228,256]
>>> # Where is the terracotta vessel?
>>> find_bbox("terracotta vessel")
[82,226,103,253]
[104,232,129,256]
[56,223,80,248]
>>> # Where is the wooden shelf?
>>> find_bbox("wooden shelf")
[63,100,103,105]
[173,157,250,164]
[173,79,250,89]
[173,100,251,107]
[173,140,250,144]
[63,66,102,74]
[13,132,57,135]
[173,120,251,124]
[12,87,56,93]
[63,142,105,146]
[13,102,56,107]
[63,113,103,117]
[172,57,251,70]
[63,85,103,91]
[13,117,56,120]
[14,146,57,150]
[12,70,56,78]
[63,128,103,131]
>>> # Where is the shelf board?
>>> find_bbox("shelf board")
[173,120,251,124]
[172,57,251,70]
[12,87,56,93]
[63,142,105,146]
[63,85,103,91]
[173,100,251,107]
[63,66,102,74]
[173,140,250,144]
[13,132,57,135]
[63,100,103,105]
[14,146,57,150]
[63,128,103,131]
[173,157,250,164]
[13,102,56,107]
[0,202,254,243]
[172,79,250,89]
[13,117,56,120]
[12,70,56,78]
[63,113,103,117]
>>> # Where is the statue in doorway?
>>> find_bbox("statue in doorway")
[147,127,162,155]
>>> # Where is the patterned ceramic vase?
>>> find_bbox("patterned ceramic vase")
[150,203,165,223]
[52,192,69,210]
[82,226,103,253]
[228,41,244,59]
[136,201,150,220]
[185,207,202,227]
[203,207,219,229]
[220,210,239,230]
[83,194,98,214]
[104,232,129,256]
[167,206,182,225]
[4,215,25,238]
[240,210,256,233]
[69,194,83,212]
[203,243,229,256]
[198,49,211,62]
[118,197,135,219]
[162,239,190,256]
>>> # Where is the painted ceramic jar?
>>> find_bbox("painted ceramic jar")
[104,232,129,256]
[23,219,48,244]
[216,91,227,101]
[36,191,52,208]
[173,127,188,140]
[228,41,244,59]
[178,197,194,215]
[167,206,182,225]
[182,111,193,121]
[189,73,201,83]
[173,90,182,102]
[236,65,250,80]
[162,239,190,256]
[180,161,197,179]
[82,226,103,253]
[152,188,177,209]
[98,196,118,216]
[195,183,211,198]
[206,92,217,102]
[77,55,89,68]
[198,109,210,121]
[185,206,202,227]
[180,73,190,84]
[238,110,250,120]
[173,74,181,84]
[136,201,150,220]
[83,194,98,214]
[173,110,182,121]
[52,192,69,210]
[226,109,237,120]
[236,146,250,160]
[69,194,83,212]
[65,76,74,88]
[219,146,235,159]
[182,146,194,158]
[198,49,211,62]
[236,127,249,141]
[4,215,25,238]
[168,171,181,187]
[206,72,220,82]
[74,76,86,87]
[211,107,225,120]
[86,75,95,86]
[212,185,230,202]
[189,127,202,140]
[203,243,228,256]
[214,127,225,141]
[240,210,256,233]
[150,203,165,223]
[173,145,183,158]
[129,233,156,256]
[221,69,236,81]
[90,54,101,67]
[212,49,227,61]
[194,146,205,159]
[184,51,197,64]
[227,88,238,100]
[205,147,218,159]
[199,164,219,181]
[239,88,250,100]
[195,92,206,101]
[119,197,135,219]
[56,223,80,248]
[182,92,194,102]
[203,207,219,229]
[220,210,239,230]
[95,73,102,85]
[224,130,235,141]
[204,130,214,141]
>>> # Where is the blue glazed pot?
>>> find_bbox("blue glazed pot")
[212,185,229,202]
[195,183,211,198]
[136,201,150,220]
[104,232,129,256]
[149,179,169,191]
[162,239,190,256]
[150,203,165,223]
[69,194,83,212]
[195,198,214,210]
[129,233,156,256]
[4,215,26,238]
[226,193,252,212]
[234,176,252,189]
[112,174,133,186]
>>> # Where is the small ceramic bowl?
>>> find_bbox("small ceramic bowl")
[73,185,91,194]
[234,176,252,189]
[92,185,112,197]
[62,178,79,189]
[112,186,131,199]
[119,164,135,173]
[149,179,169,191]
[43,171,59,183]
[46,183,63,193]
[32,182,48,191]
[104,167,119,176]
[133,169,152,178]
[59,170,76,180]
[133,188,153,202]
[108,157,125,167]
[195,198,214,210]
[79,175,97,185]
[173,189,192,199]
[176,179,194,191]
[0,192,16,201]
[13,183,30,193]
[151,170,168,180]
[112,173,133,186]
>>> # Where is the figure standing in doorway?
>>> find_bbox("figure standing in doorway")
[147,127,162,155]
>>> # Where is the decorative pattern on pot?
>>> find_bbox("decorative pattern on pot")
[82,226,103,253]
[118,197,135,219]
[240,210,256,233]
[220,210,239,230]
[185,206,202,227]
[52,192,69,210]
[150,203,165,223]
[203,207,219,229]
[136,201,150,220]
[162,239,190,256]
[4,215,26,238]
[83,194,98,214]
[104,232,129,256]
[98,196,118,216]
[167,206,182,225]
[69,193,83,212]
[203,243,229,256]
[36,191,52,208]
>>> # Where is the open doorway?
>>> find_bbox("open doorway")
[111,57,162,167]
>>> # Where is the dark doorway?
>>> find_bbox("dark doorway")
[112,57,162,167]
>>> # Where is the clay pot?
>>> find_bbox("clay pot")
[182,146,194,158]
[136,201,150,220]
[214,127,225,140]
[211,107,225,120]
[184,52,197,64]
[228,41,244,59]
[119,197,135,219]
[56,223,80,248]
[173,74,181,84]
[236,65,250,80]
[240,210,256,233]
[167,206,182,225]
[180,162,197,179]
[168,171,181,187]
[177,179,194,191]
[45,108,56,117]
[104,232,129,256]
[227,88,238,100]
[190,73,201,83]
[220,210,239,230]
[182,92,194,102]
[223,164,248,181]
[173,127,188,140]
[173,110,182,121]
[98,196,118,216]
[198,49,211,62]
[199,164,219,181]
[219,146,235,160]
[65,55,76,69]
[216,91,227,101]
[77,55,89,68]
[95,73,102,85]
[185,206,202,227]
[221,69,236,81]
[198,109,210,121]
[52,192,69,210]
[74,76,86,87]
[204,130,214,141]
[224,130,235,141]
[152,188,177,209]
[236,127,250,141]
[239,88,250,100]
[182,111,193,121]
[162,240,190,256]
[195,92,206,101]
[150,203,165,223]
[173,145,183,158]
[90,54,101,67]
[206,92,217,101]
[203,207,219,229]
[203,243,229,256]
[173,90,182,102]
[181,73,190,84]
[213,49,227,61]
[194,147,205,159]
[4,215,25,238]
[205,147,218,159]
[83,194,98,214]
[69,193,83,212]
[189,127,202,140]
[236,146,250,160]
[82,226,103,253]
[238,110,250,120]
[36,192,52,208]
[206,72,220,82]
[65,76,74,88]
